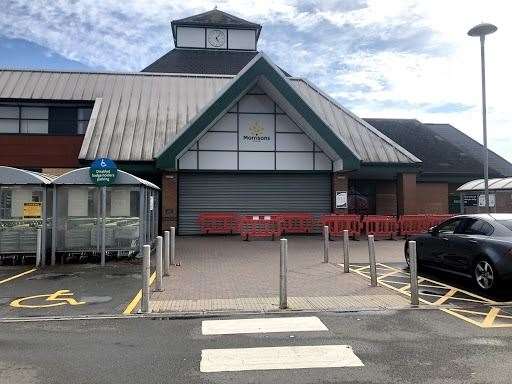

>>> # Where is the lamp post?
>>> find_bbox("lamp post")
[467,23,497,213]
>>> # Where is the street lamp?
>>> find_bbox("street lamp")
[467,23,497,213]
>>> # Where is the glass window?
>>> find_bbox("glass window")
[437,219,463,234]
[459,219,493,236]
[0,106,19,118]
[20,119,48,134]
[0,119,19,133]
[77,108,92,120]
[498,220,512,232]
[21,106,49,119]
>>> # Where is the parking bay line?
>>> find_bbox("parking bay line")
[0,268,37,285]
[200,345,364,372]
[122,271,156,315]
[202,316,328,335]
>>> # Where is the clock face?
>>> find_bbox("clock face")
[207,29,225,48]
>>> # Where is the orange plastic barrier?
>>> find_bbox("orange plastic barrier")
[240,215,281,241]
[275,213,315,235]
[321,214,361,240]
[398,215,430,236]
[363,215,398,239]
[198,212,240,235]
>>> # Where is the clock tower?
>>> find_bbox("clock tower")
[170,9,261,51]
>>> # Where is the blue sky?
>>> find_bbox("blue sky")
[0,0,510,162]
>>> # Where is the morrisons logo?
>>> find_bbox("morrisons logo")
[243,121,271,141]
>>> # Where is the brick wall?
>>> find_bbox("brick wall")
[332,173,348,214]
[416,183,449,213]
[376,181,397,215]
[161,172,178,231]
[397,173,417,215]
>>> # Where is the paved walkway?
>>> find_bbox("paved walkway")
[151,236,408,313]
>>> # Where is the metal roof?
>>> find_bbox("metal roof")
[0,166,55,185]
[53,167,160,189]
[0,67,419,165]
[457,177,512,191]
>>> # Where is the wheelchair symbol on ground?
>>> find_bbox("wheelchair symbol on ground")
[10,290,86,309]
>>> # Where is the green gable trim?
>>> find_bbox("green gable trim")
[156,55,361,170]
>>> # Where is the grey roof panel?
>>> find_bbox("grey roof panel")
[457,177,512,191]
[0,68,418,165]
[426,123,512,177]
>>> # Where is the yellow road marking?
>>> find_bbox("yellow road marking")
[433,288,458,305]
[440,308,486,328]
[123,271,156,315]
[482,307,501,327]
[377,270,400,280]
[10,289,86,309]
[0,268,37,285]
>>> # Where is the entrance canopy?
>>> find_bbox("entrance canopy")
[0,166,55,185]
[457,177,512,191]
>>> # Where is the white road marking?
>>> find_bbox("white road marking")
[200,345,364,372]
[202,316,328,335]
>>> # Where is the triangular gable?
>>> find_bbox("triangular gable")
[156,53,361,170]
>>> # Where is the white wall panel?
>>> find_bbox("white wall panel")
[276,133,313,151]
[177,27,205,48]
[239,152,275,170]
[199,132,237,150]
[276,152,314,170]
[239,95,274,113]
[228,29,256,50]
[276,114,301,132]
[315,152,332,170]
[199,151,237,170]
[178,150,197,170]
[210,113,236,131]
[239,114,274,151]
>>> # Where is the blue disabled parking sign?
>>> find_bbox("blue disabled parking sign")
[90,158,118,186]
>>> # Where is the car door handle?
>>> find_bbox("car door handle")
[468,240,478,244]
[441,237,449,241]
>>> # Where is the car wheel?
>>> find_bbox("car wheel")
[473,257,498,291]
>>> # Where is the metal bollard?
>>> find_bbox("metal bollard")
[409,241,419,306]
[343,229,350,273]
[368,235,377,287]
[155,236,163,292]
[279,238,288,309]
[141,244,151,313]
[163,231,170,276]
[36,228,42,267]
[323,225,329,263]
[171,227,176,266]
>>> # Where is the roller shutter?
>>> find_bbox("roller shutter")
[178,173,331,234]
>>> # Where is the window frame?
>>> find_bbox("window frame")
[0,102,93,136]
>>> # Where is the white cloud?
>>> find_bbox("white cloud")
[0,0,510,162]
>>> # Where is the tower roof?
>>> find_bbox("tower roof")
[171,9,262,44]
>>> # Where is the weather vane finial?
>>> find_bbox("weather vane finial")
[214,5,218,10]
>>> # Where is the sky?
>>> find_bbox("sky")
[0,0,510,162]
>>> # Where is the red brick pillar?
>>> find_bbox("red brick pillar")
[397,173,417,215]
[161,172,178,232]
[332,173,349,214]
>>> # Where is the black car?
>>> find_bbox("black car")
[405,214,512,291]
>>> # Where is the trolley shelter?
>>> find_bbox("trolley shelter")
[51,167,159,265]
[0,166,54,262]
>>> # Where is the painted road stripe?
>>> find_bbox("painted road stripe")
[122,271,156,315]
[202,316,328,335]
[0,268,37,285]
[200,345,364,372]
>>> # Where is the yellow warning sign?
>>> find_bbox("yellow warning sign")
[23,202,42,219]
[10,290,86,308]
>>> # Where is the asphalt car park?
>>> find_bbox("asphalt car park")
[0,261,146,318]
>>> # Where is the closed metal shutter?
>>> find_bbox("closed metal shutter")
[178,173,331,234]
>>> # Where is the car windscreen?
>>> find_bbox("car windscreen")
[498,220,512,232]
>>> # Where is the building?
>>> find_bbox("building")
[0,9,510,234]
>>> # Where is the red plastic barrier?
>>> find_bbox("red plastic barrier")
[363,215,398,239]
[275,213,315,235]
[240,215,281,241]
[398,215,430,236]
[198,212,240,235]
[321,214,361,239]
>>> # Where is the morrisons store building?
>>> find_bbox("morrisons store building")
[1,10,511,235]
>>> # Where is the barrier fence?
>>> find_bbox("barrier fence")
[197,212,455,240]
